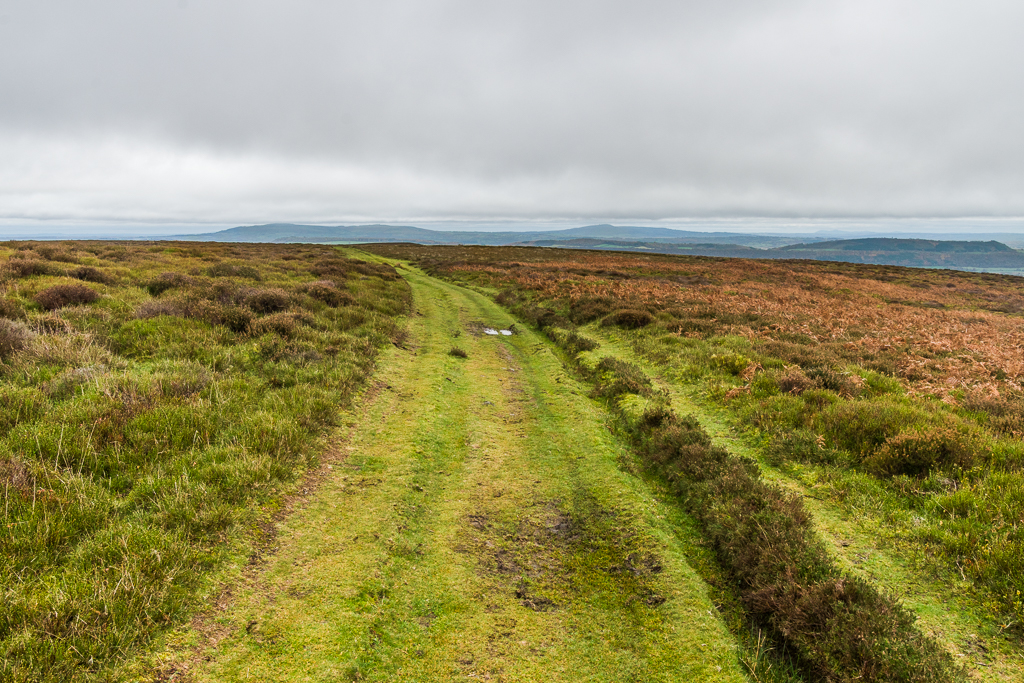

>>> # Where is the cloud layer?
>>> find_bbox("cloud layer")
[2,0,1023,225]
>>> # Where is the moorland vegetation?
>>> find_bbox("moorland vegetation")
[0,241,409,682]
[366,242,1024,681]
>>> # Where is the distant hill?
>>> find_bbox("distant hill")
[169,223,817,248]
[168,224,1024,271]
[513,236,1024,270]
[771,238,1024,268]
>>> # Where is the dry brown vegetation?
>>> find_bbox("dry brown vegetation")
[370,244,1024,400]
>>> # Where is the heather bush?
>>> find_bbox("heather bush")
[601,308,654,329]
[864,428,982,477]
[591,357,656,398]
[33,283,99,310]
[6,258,52,278]
[146,271,194,296]
[567,295,616,323]
[248,312,300,338]
[302,280,354,307]
[0,319,33,360]
[240,287,291,314]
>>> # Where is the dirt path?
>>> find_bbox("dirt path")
[183,266,749,682]
[584,325,1024,682]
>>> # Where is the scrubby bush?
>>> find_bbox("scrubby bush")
[0,318,33,360]
[309,259,348,279]
[302,280,354,307]
[710,352,751,375]
[448,346,468,358]
[777,366,814,394]
[33,283,99,310]
[146,271,194,296]
[135,299,182,319]
[864,428,982,477]
[961,389,1024,436]
[0,297,24,320]
[601,308,654,329]
[33,244,79,262]
[563,329,599,356]
[806,366,861,397]
[816,399,933,459]
[6,258,52,278]
[591,357,656,398]
[766,429,846,466]
[70,265,112,283]
[240,287,291,314]
[568,295,616,323]
[249,312,299,338]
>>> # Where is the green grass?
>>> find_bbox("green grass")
[180,260,751,682]
[490,290,962,682]
[0,241,410,681]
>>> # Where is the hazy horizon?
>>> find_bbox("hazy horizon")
[5,216,1024,242]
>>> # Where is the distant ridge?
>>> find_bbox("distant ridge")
[167,224,1024,271]
[169,223,817,248]
[514,236,1024,269]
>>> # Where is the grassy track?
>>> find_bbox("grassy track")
[183,264,749,682]
[583,325,1024,682]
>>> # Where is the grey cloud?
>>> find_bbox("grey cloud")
[1,0,1023,225]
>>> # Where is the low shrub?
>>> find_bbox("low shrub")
[448,346,468,358]
[70,265,112,283]
[0,298,24,320]
[146,272,194,296]
[777,366,813,394]
[309,259,348,279]
[240,287,291,314]
[567,295,616,323]
[766,429,846,466]
[6,258,52,278]
[33,283,99,310]
[302,280,354,307]
[563,330,599,356]
[864,428,982,477]
[248,312,299,338]
[601,308,654,329]
[817,399,934,459]
[135,299,182,319]
[806,366,861,397]
[591,357,656,398]
[0,319,34,360]
[33,244,79,262]
[710,352,751,375]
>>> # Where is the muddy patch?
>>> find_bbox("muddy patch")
[459,498,666,619]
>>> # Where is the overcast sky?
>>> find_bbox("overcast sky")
[1,0,1023,231]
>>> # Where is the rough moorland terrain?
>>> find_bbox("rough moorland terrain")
[0,241,408,681]
[5,240,1024,682]
[366,243,1024,681]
